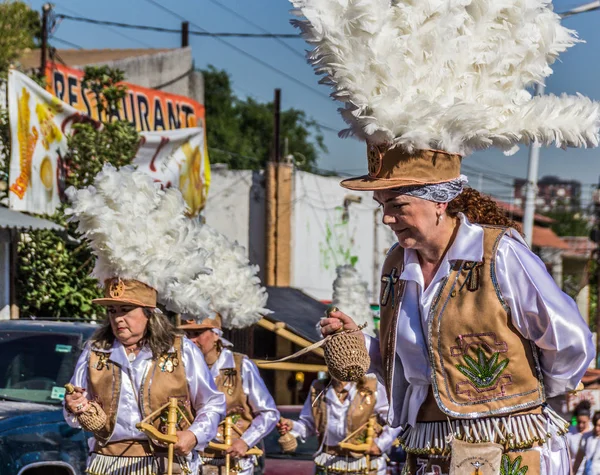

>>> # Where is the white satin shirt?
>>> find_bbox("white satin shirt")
[64,337,226,451]
[366,213,594,428]
[290,377,402,453]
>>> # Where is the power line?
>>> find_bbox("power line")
[57,13,300,38]
[52,1,154,48]
[232,85,340,134]
[138,0,331,102]
[207,0,306,59]
[51,37,83,50]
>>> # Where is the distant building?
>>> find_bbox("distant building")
[514,176,582,212]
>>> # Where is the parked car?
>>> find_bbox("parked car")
[0,319,96,475]
[262,405,317,475]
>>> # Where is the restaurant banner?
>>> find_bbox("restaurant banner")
[45,62,205,131]
[9,69,210,215]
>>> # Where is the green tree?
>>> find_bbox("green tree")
[0,1,41,74]
[543,207,591,238]
[202,65,326,171]
[15,66,140,319]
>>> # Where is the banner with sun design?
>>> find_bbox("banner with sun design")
[8,69,211,215]
[8,68,85,214]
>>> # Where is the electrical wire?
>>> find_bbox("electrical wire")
[51,1,155,48]
[138,0,331,102]
[206,0,306,60]
[56,13,300,38]
[51,37,83,50]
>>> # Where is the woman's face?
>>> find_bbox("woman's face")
[107,305,149,347]
[594,418,600,437]
[186,328,219,356]
[577,415,591,434]
[373,190,445,250]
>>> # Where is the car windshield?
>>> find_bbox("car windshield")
[0,330,83,405]
[263,410,320,460]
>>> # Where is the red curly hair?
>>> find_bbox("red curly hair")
[447,188,521,232]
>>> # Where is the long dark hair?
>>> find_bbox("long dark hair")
[90,308,182,357]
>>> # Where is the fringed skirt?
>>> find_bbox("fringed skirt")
[314,452,384,475]
[86,453,191,475]
[398,405,568,455]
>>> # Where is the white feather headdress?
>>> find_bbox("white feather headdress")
[291,0,600,155]
[332,265,375,337]
[166,225,271,330]
[66,163,211,312]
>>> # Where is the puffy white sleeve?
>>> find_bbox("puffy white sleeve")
[62,343,91,428]
[290,387,318,443]
[182,338,227,450]
[239,356,280,448]
[372,380,402,452]
[495,234,594,397]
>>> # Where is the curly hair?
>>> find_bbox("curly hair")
[446,187,521,232]
[90,308,182,357]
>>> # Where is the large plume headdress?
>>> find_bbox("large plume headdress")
[331,265,375,337]
[66,163,212,311]
[168,225,270,330]
[290,0,600,157]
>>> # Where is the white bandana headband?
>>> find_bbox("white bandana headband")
[391,175,469,203]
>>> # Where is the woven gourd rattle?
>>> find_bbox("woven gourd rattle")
[64,383,107,432]
[323,307,370,382]
[277,419,298,453]
[260,306,370,382]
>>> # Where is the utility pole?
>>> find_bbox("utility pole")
[40,3,52,79]
[266,89,282,286]
[523,82,544,246]
[181,21,189,48]
[273,89,281,164]
[522,1,600,246]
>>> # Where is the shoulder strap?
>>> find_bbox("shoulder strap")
[573,434,588,474]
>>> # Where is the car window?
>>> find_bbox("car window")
[263,410,320,460]
[0,331,82,405]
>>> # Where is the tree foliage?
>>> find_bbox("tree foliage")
[543,209,591,237]
[202,65,326,171]
[0,1,41,75]
[16,67,140,319]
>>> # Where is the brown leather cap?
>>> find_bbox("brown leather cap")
[179,314,222,331]
[92,278,157,308]
[341,144,462,191]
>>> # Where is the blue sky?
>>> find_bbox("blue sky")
[27,0,600,204]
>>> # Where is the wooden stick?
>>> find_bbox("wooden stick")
[166,398,178,475]
[224,416,232,475]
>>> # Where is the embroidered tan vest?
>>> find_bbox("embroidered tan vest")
[87,336,194,445]
[310,376,379,446]
[378,226,545,419]
[201,352,255,457]
[215,352,254,440]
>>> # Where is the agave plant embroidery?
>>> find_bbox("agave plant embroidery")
[456,348,509,389]
[500,455,528,475]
